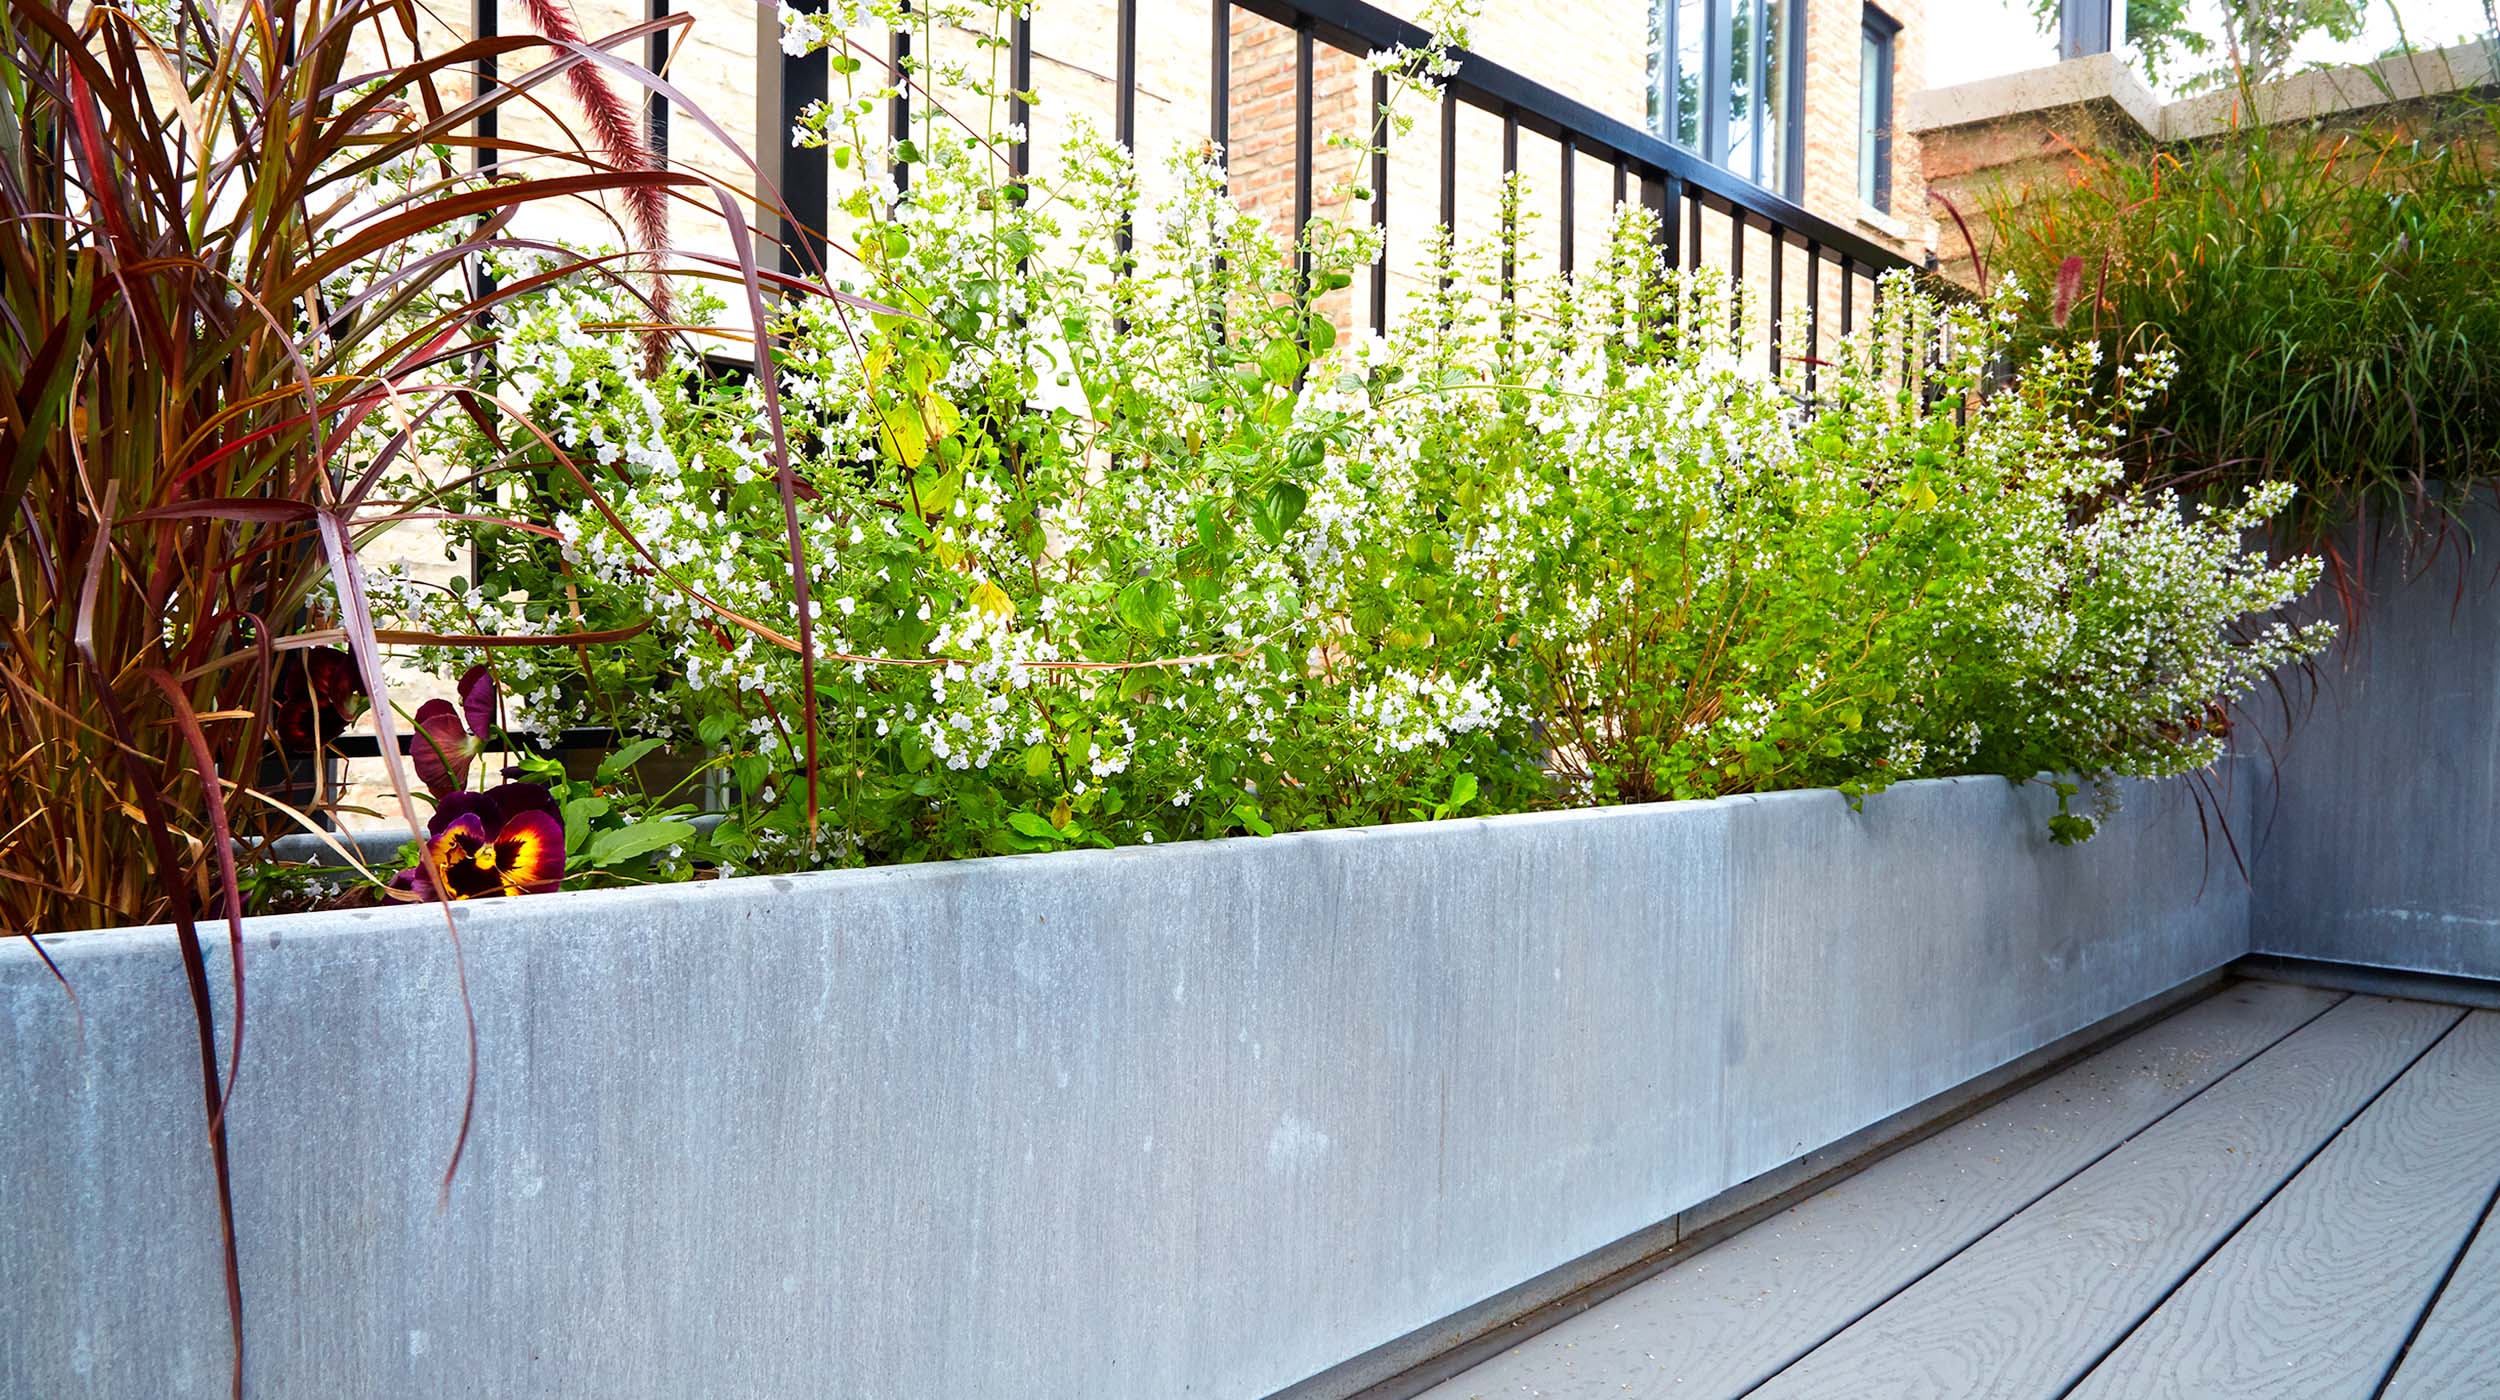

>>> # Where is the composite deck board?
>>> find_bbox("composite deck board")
[2070,1011,2500,1399]
[1737,994,2465,1400]
[1414,980,2342,1400]
[2380,1166,2500,1400]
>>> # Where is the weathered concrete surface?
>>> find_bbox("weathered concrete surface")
[2,774,2247,1399]
[2251,512,2500,983]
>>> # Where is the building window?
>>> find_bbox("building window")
[1650,0,1805,198]
[1859,7,1900,211]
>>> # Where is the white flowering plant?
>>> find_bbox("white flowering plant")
[370,0,2329,878]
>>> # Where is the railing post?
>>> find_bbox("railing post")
[1558,136,1576,278]
[1210,0,1230,164]
[757,0,829,278]
[1370,69,1389,333]
[889,5,912,193]
[646,0,668,157]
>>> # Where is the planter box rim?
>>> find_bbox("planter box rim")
[17,772,2047,951]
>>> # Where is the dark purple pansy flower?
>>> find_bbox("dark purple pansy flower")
[395,780,565,901]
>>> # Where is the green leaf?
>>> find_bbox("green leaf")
[1114,577,1175,636]
[1445,771,1479,814]
[560,795,612,856]
[597,737,667,783]
[1258,338,1303,386]
[583,819,697,869]
[1249,481,1308,546]
[1006,811,1066,842]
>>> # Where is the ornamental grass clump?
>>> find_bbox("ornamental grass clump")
[1980,80,2500,575]
[381,0,2332,863]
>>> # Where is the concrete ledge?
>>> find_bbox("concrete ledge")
[1911,39,2496,145]
[1908,52,2164,141]
[2,774,2251,1399]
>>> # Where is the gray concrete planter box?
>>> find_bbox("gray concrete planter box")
[3,774,2250,1398]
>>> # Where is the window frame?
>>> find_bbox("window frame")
[1859,5,1901,212]
[1652,0,1808,200]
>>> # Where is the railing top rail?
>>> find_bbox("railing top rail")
[1229,0,1922,274]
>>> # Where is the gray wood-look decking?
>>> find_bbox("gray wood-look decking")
[1417,981,2500,1399]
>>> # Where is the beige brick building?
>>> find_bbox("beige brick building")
[464,0,1933,293]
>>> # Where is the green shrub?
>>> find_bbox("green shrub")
[364,0,2329,865]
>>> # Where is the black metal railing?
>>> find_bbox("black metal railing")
[757,0,1927,376]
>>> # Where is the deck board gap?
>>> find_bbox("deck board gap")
[2369,1125,2500,1399]
[2060,1005,2490,1400]
[2055,1007,2470,1400]
[1726,991,2356,1400]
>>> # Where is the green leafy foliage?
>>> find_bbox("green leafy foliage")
[375,0,2330,867]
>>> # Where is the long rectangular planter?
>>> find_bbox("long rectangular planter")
[2,773,2250,1398]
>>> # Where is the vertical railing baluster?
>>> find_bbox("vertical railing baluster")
[1728,209,1745,338]
[1438,86,1456,299]
[646,0,668,157]
[1438,86,1458,230]
[1684,180,1701,272]
[1010,7,1032,182]
[1210,0,1230,165]
[1116,0,1137,151]
[1558,136,1576,279]
[889,5,912,193]
[475,0,498,283]
[1768,223,1784,379]
[1612,157,1627,209]
[1369,68,1389,335]
[760,0,828,277]
[1657,168,1680,276]
[1498,110,1517,303]
[1641,174,1669,278]
[470,0,500,593]
[1117,0,1138,278]
[1293,24,1314,303]
[1804,239,1821,399]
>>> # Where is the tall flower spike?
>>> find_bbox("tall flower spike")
[517,0,675,377]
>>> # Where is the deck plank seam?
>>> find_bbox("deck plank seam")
[2368,1117,2500,1399]
[2050,1004,2475,1400]
[1722,989,2359,1400]
[1342,972,2268,1400]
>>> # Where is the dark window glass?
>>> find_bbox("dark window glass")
[1649,0,1801,198]
[1860,8,1898,210]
